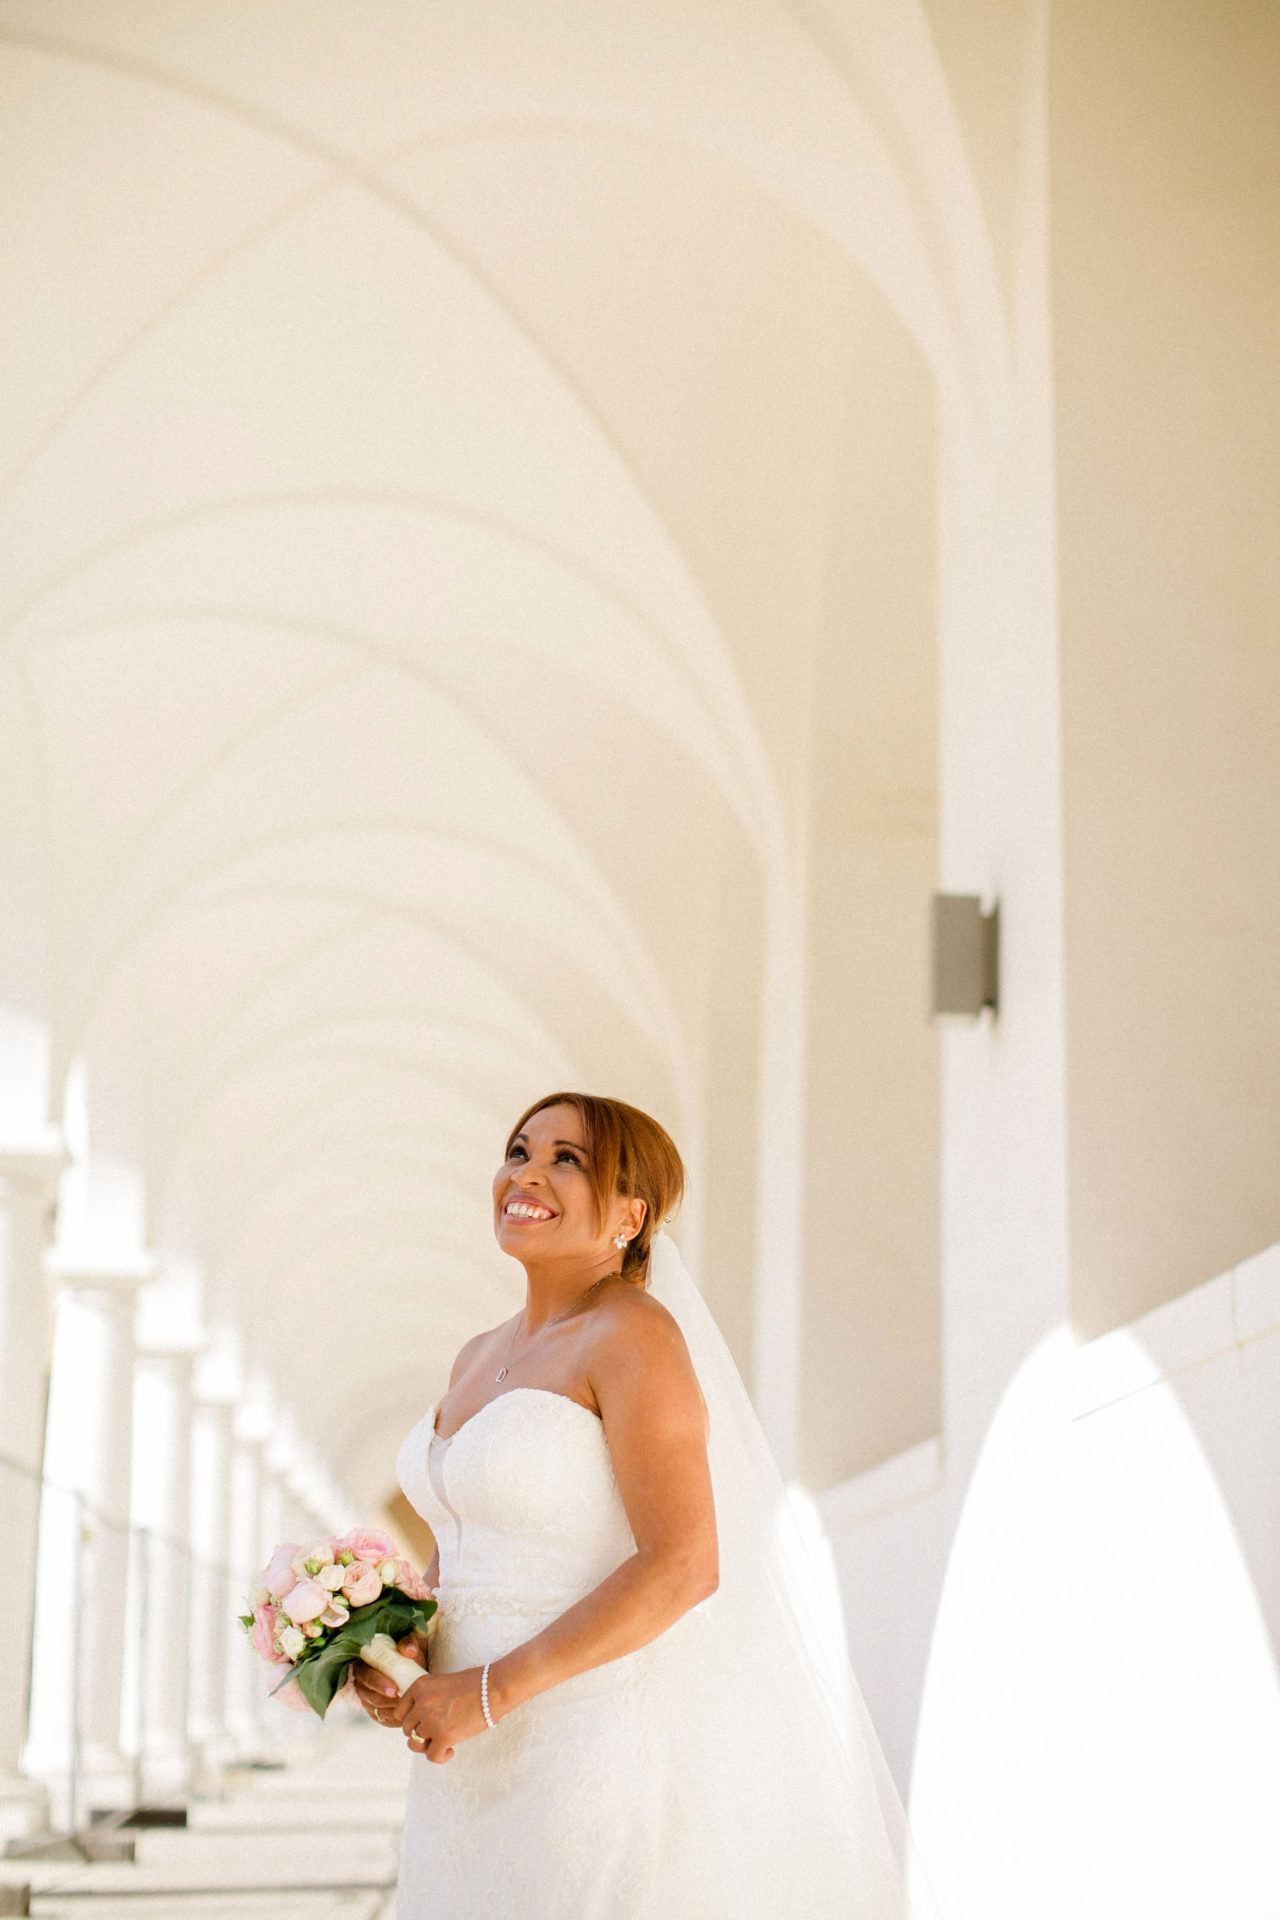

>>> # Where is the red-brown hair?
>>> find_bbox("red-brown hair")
[504,1092,684,1281]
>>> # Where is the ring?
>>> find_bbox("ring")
[408,1731,426,1747]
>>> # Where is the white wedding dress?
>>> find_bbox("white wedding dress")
[393,1234,939,1920]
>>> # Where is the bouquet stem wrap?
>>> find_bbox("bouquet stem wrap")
[359,1632,427,1695]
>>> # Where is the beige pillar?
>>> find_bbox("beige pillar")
[45,1259,153,1808]
[189,1395,235,1779]
[258,1460,286,1575]
[224,1433,266,1756]
[282,1488,312,1553]
[136,1345,198,1797]
[0,1138,63,1838]
[751,888,807,1482]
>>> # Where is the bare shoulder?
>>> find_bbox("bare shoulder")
[589,1278,686,1354]
[585,1281,706,1426]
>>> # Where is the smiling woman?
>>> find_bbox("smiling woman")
[351,1091,934,1920]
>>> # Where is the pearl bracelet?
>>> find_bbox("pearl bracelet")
[480,1661,496,1730]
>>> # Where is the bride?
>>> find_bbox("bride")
[354,1091,938,1919]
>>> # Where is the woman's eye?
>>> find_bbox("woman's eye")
[554,1150,581,1166]
[508,1145,527,1161]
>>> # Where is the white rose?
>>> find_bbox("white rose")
[320,1600,350,1629]
[378,1560,399,1585]
[307,1541,335,1568]
[277,1624,306,1660]
[318,1562,346,1591]
[248,1585,270,1608]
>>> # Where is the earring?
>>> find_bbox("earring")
[614,1233,628,1251]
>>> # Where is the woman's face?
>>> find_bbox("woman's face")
[492,1103,640,1268]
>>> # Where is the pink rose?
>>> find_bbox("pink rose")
[341,1560,383,1607]
[249,1603,288,1664]
[260,1543,304,1601]
[281,1577,330,1623]
[336,1527,398,1566]
[269,1672,313,1715]
[393,1561,434,1601]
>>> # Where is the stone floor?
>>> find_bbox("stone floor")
[0,1723,410,1919]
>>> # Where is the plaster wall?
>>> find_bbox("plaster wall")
[801,296,940,1489]
[824,1241,1280,1916]
[1052,0,1280,1331]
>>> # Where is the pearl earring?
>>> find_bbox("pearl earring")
[614,1233,628,1251]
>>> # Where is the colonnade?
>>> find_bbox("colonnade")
[0,5,1276,1908]
[0,1141,63,1838]
[0,1148,349,1839]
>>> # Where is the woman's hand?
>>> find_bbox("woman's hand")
[351,1634,425,1726]
[384,1667,490,1763]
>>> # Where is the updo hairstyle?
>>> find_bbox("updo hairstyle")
[504,1091,684,1282]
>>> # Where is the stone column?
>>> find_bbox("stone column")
[223,1433,265,1756]
[189,1396,234,1780]
[0,1138,64,1839]
[295,1490,327,1549]
[752,889,807,1482]
[44,1259,153,1809]
[257,1460,286,1575]
[281,1487,310,1554]
[255,1457,310,1743]
[136,1345,197,1798]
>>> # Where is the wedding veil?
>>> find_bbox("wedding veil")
[644,1229,944,1919]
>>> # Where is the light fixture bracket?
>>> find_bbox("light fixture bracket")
[930,894,999,1020]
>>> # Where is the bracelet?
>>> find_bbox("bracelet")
[480,1661,496,1730]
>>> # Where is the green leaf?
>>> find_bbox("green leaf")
[294,1592,437,1718]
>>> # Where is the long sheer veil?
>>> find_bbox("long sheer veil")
[644,1229,944,1919]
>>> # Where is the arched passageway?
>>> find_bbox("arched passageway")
[1,5,1279,1914]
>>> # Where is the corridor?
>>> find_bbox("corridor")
[1,1723,407,1920]
[2,3,1278,1913]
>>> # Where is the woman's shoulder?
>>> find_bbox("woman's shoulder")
[587,1279,697,1373]
[593,1275,681,1336]
[586,1280,707,1428]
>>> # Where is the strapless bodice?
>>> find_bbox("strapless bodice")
[396,1386,637,1634]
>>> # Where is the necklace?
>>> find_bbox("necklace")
[494,1270,623,1382]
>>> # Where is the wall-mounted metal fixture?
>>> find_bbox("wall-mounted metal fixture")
[930,894,999,1020]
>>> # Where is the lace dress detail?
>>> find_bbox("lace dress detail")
[393,1388,725,1920]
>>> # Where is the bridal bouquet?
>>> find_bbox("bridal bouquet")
[240,1528,437,1717]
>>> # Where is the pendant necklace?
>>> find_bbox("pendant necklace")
[495,1269,623,1382]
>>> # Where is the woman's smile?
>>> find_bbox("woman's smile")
[504,1197,557,1222]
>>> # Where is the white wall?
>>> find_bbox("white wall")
[823,1241,1280,1919]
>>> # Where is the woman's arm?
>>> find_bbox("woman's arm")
[386,1292,716,1759]
[491,1291,715,1714]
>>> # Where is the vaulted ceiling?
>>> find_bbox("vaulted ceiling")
[0,1,1005,1504]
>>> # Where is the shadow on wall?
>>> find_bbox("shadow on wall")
[908,1324,1280,1920]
